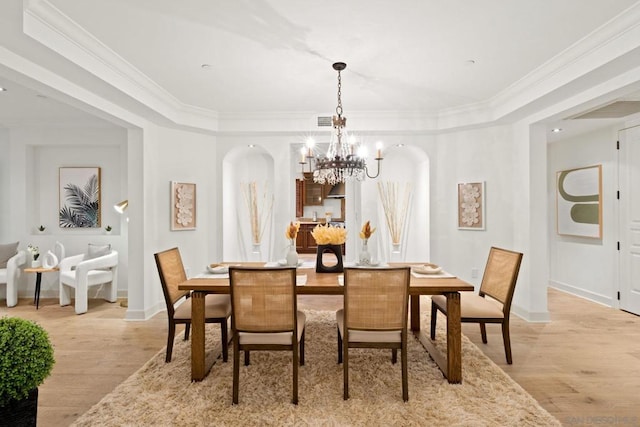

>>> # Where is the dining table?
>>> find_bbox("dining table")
[178,261,475,384]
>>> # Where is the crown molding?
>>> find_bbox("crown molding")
[20,0,640,134]
[23,0,219,131]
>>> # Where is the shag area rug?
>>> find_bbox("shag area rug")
[73,310,560,426]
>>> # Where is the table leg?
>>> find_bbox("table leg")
[445,291,462,384]
[34,273,42,310]
[410,294,421,331]
[191,291,206,381]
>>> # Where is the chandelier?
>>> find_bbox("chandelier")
[310,62,382,185]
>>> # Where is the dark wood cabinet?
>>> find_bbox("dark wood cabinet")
[295,179,304,218]
[296,223,319,253]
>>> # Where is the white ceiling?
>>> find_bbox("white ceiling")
[1,0,640,136]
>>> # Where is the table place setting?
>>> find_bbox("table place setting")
[409,263,456,278]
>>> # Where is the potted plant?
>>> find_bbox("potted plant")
[105,225,112,234]
[27,245,40,268]
[37,225,46,234]
[0,317,55,426]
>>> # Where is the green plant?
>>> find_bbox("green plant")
[37,225,45,232]
[105,225,112,232]
[0,317,55,406]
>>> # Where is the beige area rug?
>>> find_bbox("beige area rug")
[73,310,560,426]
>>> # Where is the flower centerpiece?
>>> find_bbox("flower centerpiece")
[311,224,347,273]
[284,222,300,266]
[358,220,376,265]
[27,245,40,268]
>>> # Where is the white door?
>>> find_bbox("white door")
[619,125,640,315]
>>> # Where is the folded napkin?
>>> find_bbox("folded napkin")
[194,272,229,279]
[411,270,456,279]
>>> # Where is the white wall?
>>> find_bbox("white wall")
[4,126,128,300]
[548,126,618,305]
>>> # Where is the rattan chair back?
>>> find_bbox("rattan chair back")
[229,267,297,333]
[479,247,523,314]
[344,267,410,332]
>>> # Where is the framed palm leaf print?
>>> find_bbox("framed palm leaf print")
[59,167,101,228]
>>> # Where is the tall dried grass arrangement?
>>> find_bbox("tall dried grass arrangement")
[377,181,412,245]
[241,181,274,245]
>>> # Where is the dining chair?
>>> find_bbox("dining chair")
[337,266,411,401]
[154,247,231,363]
[430,246,523,364]
[229,266,305,405]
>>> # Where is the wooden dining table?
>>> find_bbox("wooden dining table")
[178,262,474,384]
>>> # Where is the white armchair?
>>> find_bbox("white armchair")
[59,249,118,314]
[0,250,27,307]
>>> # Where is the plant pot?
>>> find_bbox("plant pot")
[31,260,41,268]
[315,244,344,273]
[0,388,38,427]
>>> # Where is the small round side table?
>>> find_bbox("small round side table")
[23,267,59,309]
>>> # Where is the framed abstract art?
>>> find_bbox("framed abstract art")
[170,181,196,230]
[556,165,602,238]
[59,167,101,228]
[457,182,485,230]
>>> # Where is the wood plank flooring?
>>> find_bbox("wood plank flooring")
[1,288,638,426]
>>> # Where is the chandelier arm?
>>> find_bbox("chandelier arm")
[365,158,382,179]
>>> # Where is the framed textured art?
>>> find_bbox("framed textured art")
[556,165,602,238]
[457,182,485,230]
[171,182,196,230]
[59,167,101,228]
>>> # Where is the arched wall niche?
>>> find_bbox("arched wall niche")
[222,145,275,261]
[360,145,430,263]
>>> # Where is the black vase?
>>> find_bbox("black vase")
[316,244,344,273]
[0,388,38,427]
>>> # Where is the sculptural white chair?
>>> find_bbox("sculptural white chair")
[0,243,26,307]
[59,245,118,314]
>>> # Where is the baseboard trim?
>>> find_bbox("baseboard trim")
[549,280,613,307]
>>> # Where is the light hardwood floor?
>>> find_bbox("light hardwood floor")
[1,288,639,426]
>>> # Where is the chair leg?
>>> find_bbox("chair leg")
[401,341,408,402]
[480,323,488,343]
[184,323,191,340]
[337,327,343,364]
[392,348,397,364]
[300,330,305,366]
[502,321,513,364]
[293,340,299,405]
[166,321,176,363]
[343,344,349,400]
[244,350,250,366]
[221,320,229,362]
[430,302,438,340]
[232,337,240,404]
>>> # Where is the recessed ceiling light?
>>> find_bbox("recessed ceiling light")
[248,144,255,148]
[465,59,476,65]
[0,87,6,92]
[396,143,405,147]
[201,64,212,70]
[36,94,48,99]
[551,128,563,133]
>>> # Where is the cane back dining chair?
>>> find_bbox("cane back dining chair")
[229,266,306,405]
[430,246,523,364]
[337,266,411,401]
[154,247,231,363]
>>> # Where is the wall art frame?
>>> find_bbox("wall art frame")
[171,181,196,231]
[556,164,602,238]
[59,167,101,228]
[457,182,485,230]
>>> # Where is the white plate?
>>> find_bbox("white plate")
[207,264,229,274]
[277,259,304,267]
[412,264,442,275]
